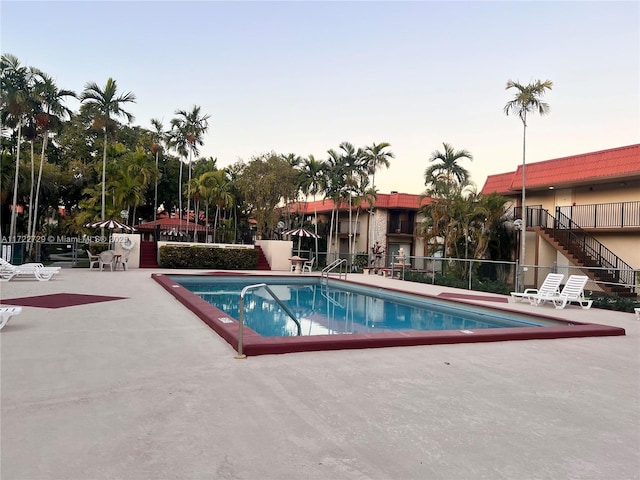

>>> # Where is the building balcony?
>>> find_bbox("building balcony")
[387,222,414,235]
[515,201,640,232]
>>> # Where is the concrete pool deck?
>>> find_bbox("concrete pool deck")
[1,268,638,479]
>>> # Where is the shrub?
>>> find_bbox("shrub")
[353,253,369,271]
[588,293,640,313]
[88,243,110,255]
[159,245,259,270]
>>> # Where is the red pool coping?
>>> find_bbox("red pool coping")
[152,274,626,356]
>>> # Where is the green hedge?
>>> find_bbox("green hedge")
[87,243,111,255]
[159,245,259,269]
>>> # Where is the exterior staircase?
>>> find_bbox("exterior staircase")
[139,241,158,268]
[255,245,271,270]
[528,208,636,296]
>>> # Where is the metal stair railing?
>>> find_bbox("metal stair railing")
[322,258,348,283]
[235,283,301,359]
[532,207,636,293]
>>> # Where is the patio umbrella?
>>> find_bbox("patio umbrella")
[86,219,134,231]
[282,227,320,256]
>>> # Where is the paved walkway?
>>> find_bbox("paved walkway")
[1,268,638,479]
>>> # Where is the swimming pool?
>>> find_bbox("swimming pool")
[152,274,625,356]
[176,276,558,336]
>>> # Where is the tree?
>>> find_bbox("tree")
[362,142,393,258]
[169,106,210,238]
[299,154,326,261]
[504,78,553,287]
[31,72,76,238]
[208,169,234,243]
[424,142,472,189]
[80,78,136,225]
[150,117,166,223]
[1,54,34,237]
[324,142,366,265]
[235,153,298,240]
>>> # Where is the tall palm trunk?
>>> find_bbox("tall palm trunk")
[328,207,335,263]
[348,194,353,266]
[31,132,49,239]
[313,193,318,264]
[233,206,238,243]
[353,206,361,261]
[520,118,527,273]
[214,205,220,242]
[27,140,35,242]
[186,151,192,240]
[178,159,183,233]
[100,127,108,239]
[153,150,159,223]
[9,123,23,239]
[369,171,376,261]
[204,203,209,244]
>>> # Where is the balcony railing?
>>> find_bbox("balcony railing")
[387,221,414,235]
[557,201,640,229]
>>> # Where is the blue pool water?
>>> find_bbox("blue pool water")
[174,276,554,338]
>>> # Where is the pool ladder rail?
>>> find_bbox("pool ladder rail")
[322,258,348,283]
[235,283,302,359]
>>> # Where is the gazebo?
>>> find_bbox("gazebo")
[135,217,209,242]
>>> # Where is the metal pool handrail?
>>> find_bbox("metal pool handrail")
[322,258,348,282]
[236,283,301,359]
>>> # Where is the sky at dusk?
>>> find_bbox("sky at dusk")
[2,1,638,195]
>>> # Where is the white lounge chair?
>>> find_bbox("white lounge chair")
[0,306,22,331]
[510,273,564,304]
[531,275,593,310]
[0,258,60,282]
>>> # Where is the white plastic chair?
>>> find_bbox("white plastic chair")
[98,251,116,272]
[302,256,314,273]
[86,250,100,270]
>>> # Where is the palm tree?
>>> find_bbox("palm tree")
[504,78,553,287]
[424,142,473,189]
[1,54,33,238]
[300,155,325,261]
[170,106,210,239]
[31,72,76,238]
[80,78,136,226]
[113,168,146,226]
[208,169,234,243]
[325,142,365,265]
[362,142,394,258]
[150,118,166,223]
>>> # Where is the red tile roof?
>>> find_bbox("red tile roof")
[481,172,515,196]
[290,193,431,215]
[481,144,640,194]
[136,217,208,232]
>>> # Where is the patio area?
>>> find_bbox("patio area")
[1,268,638,479]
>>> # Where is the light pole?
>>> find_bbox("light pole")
[153,145,159,224]
[513,218,523,292]
[520,118,527,291]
